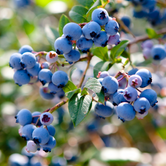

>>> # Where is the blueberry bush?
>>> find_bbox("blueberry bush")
[1,0,166,165]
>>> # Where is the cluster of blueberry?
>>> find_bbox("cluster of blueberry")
[126,0,166,26]
[9,45,69,100]
[54,8,120,63]
[142,40,166,61]
[94,68,158,122]
[15,109,56,153]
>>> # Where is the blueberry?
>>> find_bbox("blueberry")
[32,127,50,145]
[47,125,56,136]
[38,69,53,85]
[121,16,131,29]
[41,136,56,152]
[40,112,54,126]
[107,33,120,46]
[46,51,58,63]
[105,20,119,36]
[94,101,114,118]
[133,97,150,115]
[123,87,138,102]
[76,36,93,52]
[21,52,36,69]
[27,62,41,76]
[116,102,136,122]
[32,112,42,126]
[48,82,62,94]
[22,124,36,141]
[19,45,33,54]
[9,53,23,70]
[112,89,128,105]
[52,70,68,88]
[133,9,148,18]
[135,69,152,88]
[102,76,119,94]
[82,21,101,39]
[64,49,80,62]
[92,8,109,26]
[143,48,151,60]
[50,157,67,166]
[93,31,108,47]
[54,37,72,55]
[128,68,138,76]
[63,22,82,41]
[39,87,55,100]
[128,75,142,88]
[151,45,166,61]
[140,89,157,107]
[15,109,32,126]
[142,40,153,49]
[41,62,49,69]
[97,71,109,78]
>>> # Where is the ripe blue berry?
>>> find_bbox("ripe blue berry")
[113,89,128,105]
[41,136,56,152]
[13,69,30,86]
[121,16,131,29]
[32,127,50,145]
[52,70,68,88]
[41,62,49,69]
[63,22,82,41]
[39,87,55,100]
[38,69,52,85]
[105,20,119,36]
[48,82,62,94]
[95,101,114,118]
[15,109,32,126]
[54,37,72,55]
[21,52,36,69]
[47,125,56,136]
[82,21,101,39]
[64,49,80,62]
[27,62,41,77]
[134,97,150,114]
[19,45,33,54]
[102,76,119,94]
[135,69,152,88]
[9,53,23,70]
[97,71,109,78]
[123,87,138,102]
[92,8,109,26]
[93,31,108,47]
[76,36,93,52]
[140,89,157,107]
[151,45,166,61]
[116,102,136,122]
[22,124,36,141]
[40,112,54,126]
[128,68,138,76]
[32,112,42,126]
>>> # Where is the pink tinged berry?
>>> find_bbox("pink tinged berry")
[26,140,37,153]
[143,48,151,60]
[40,112,54,125]
[129,75,142,88]
[46,51,58,63]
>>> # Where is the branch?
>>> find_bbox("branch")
[157,0,166,7]
[128,27,166,46]
[78,52,92,88]
[49,98,69,114]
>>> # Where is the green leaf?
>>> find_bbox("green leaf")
[86,0,102,21]
[96,89,105,104]
[69,5,88,23]
[121,50,130,58]
[35,0,52,7]
[84,78,102,93]
[110,40,128,60]
[146,28,158,38]
[91,46,109,61]
[62,81,77,93]
[77,0,94,8]
[68,94,92,126]
[93,61,112,78]
[45,26,59,48]
[59,14,70,36]
[66,88,81,99]
[81,88,89,96]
